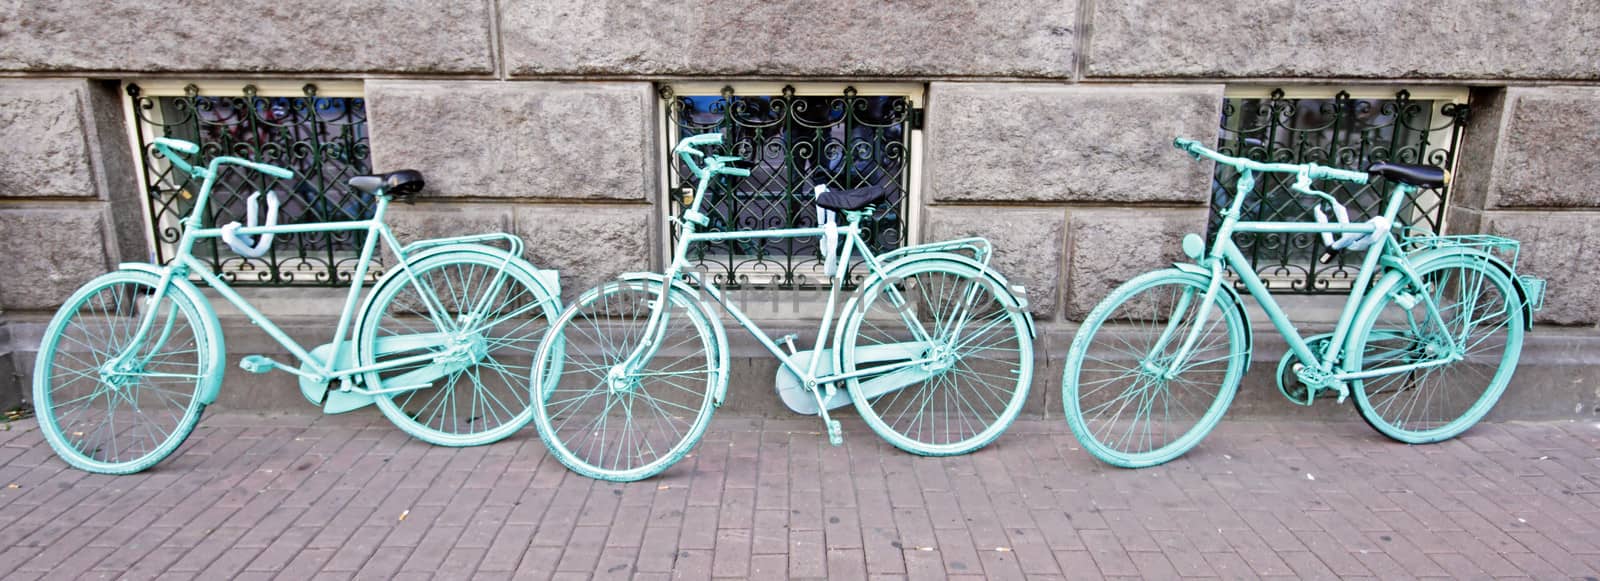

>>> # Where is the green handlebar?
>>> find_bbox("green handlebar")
[153,138,202,177]
[673,134,752,178]
[153,137,198,154]
[673,133,720,178]
[150,137,294,180]
[223,157,295,180]
[680,133,724,147]
[1309,165,1368,184]
[1172,137,1368,185]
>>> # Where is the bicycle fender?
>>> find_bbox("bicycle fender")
[115,263,228,405]
[885,252,1034,337]
[1170,262,1254,365]
[1382,247,1536,331]
[614,272,732,406]
[832,252,1036,374]
[356,244,563,338]
[351,245,564,404]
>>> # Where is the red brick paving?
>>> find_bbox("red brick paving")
[1,413,1598,579]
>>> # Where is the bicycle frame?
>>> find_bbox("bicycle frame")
[119,158,512,396]
[667,214,942,388]
[615,161,948,400]
[1171,170,1456,386]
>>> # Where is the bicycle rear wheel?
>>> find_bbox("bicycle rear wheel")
[33,270,221,474]
[531,279,723,482]
[359,250,560,447]
[1062,269,1247,468]
[1349,254,1524,443]
[840,257,1032,456]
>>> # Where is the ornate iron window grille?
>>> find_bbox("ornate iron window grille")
[1210,88,1469,294]
[661,84,919,290]
[125,82,375,286]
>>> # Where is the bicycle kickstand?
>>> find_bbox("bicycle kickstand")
[809,381,844,446]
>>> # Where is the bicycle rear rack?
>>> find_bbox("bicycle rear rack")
[1400,229,1545,312]
[1399,230,1523,268]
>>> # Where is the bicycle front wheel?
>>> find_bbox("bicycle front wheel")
[359,250,559,447]
[840,258,1033,456]
[1349,254,1525,443]
[531,279,723,482]
[1062,269,1247,468]
[33,270,221,474]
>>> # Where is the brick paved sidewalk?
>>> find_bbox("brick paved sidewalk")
[1,413,1598,580]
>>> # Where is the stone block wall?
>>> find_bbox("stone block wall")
[1446,87,1600,326]
[924,83,1223,322]
[365,81,659,302]
[0,79,140,409]
[0,0,1597,415]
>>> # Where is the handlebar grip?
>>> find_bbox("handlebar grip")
[1311,165,1369,184]
[236,159,294,180]
[720,167,751,177]
[153,137,199,154]
[152,138,202,177]
[680,133,724,148]
[1173,137,1200,152]
[674,134,727,179]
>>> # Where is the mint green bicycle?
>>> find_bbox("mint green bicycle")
[33,138,561,474]
[530,133,1035,481]
[1062,138,1546,468]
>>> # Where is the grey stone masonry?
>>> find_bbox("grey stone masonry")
[380,202,518,264]
[366,81,656,201]
[1064,208,1207,321]
[514,205,653,301]
[0,206,115,311]
[1484,211,1600,326]
[0,79,156,309]
[1443,88,1507,219]
[925,207,1066,319]
[0,1,493,74]
[1086,0,1600,80]
[925,84,1222,205]
[500,0,1077,78]
[0,321,15,412]
[0,81,98,199]
[1443,86,1600,327]
[1481,87,1600,209]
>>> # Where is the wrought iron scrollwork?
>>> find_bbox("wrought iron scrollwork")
[1210,88,1467,293]
[662,84,914,290]
[127,82,374,286]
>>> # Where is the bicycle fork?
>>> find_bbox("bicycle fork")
[98,270,191,395]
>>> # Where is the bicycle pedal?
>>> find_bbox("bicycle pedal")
[777,333,799,354]
[239,355,278,374]
[826,419,843,447]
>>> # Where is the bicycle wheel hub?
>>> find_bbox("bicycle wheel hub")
[98,363,141,390]
[1421,337,1460,360]
[434,333,488,367]
[606,366,640,394]
[920,344,956,373]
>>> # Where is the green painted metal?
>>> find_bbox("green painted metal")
[129,83,375,286]
[32,138,562,474]
[1210,89,1470,294]
[531,133,1034,482]
[1061,137,1543,468]
[661,85,915,290]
